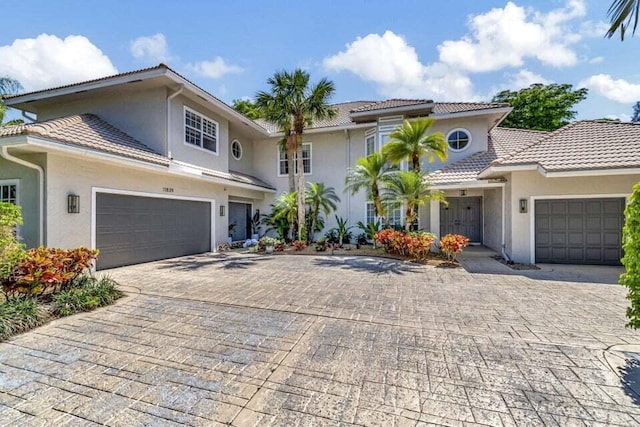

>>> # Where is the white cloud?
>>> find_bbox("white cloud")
[130,33,169,62]
[579,74,640,103]
[580,21,610,38]
[507,69,552,89]
[185,57,243,79]
[588,56,604,64]
[322,31,475,100]
[0,34,117,91]
[438,0,586,72]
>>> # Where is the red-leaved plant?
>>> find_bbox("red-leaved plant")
[291,240,307,251]
[374,229,435,261]
[439,234,470,262]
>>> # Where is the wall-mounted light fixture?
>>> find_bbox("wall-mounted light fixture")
[519,199,528,213]
[255,209,260,217]
[459,190,467,196]
[67,194,80,214]
[219,205,226,216]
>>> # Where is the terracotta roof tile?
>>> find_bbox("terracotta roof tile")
[491,120,640,172]
[432,102,510,114]
[428,127,547,185]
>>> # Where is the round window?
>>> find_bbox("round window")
[231,139,242,160]
[447,129,471,151]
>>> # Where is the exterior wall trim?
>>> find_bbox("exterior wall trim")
[90,186,217,254]
[528,193,630,264]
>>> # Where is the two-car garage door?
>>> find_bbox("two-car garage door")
[534,198,624,265]
[95,193,212,270]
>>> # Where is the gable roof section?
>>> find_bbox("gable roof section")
[487,120,640,173]
[0,114,275,191]
[428,127,548,185]
[0,114,170,166]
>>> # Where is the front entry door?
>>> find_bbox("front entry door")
[229,202,252,241]
[440,197,482,242]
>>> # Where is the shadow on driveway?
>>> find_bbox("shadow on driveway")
[312,256,422,275]
[154,253,275,271]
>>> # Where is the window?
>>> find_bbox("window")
[0,181,17,204]
[185,107,218,153]
[231,139,242,160]
[366,202,376,224]
[365,134,376,156]
[386,204,403,227]
[278,143,311,176]
[447,129,471,151]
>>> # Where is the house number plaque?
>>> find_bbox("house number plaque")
[163,187,174,193]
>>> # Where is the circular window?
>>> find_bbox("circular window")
[447,129,471,151]
[231,139,242,160]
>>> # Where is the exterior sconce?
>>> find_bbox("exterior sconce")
[67,194,80,213]
[220,205,226,216]
[519,199,528,213]
[255,209,260,217]
[459,190,467,196]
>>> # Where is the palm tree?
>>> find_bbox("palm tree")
[607,0,639,39]
[383,170,445,231]
[305,182,340,242]
[0,77,23,126]
[345,152,389,222]
[271,191,298,240]
[382,118,447,173]
[256,70,336,238]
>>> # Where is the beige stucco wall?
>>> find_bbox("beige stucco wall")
[483,188,502,252]
[428,116,490,171]
[507,170,640,263]
[0,153,46,248]
[228,125,255,176]
[37,87,168,156]
[44,152,241,251]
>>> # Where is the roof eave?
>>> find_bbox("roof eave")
[350,102,435,120]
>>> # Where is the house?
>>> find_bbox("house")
[0,64,637,268]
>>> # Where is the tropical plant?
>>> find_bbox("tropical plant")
[621,183,640,328]
[231,98,264,120]
[439,234,470,263]
[607,0,639,40]
[0,202,25,280]
[256,69,336,239]
[345,152,389,222]
[305,182,340,242]
[270,191,298,240]
[492,84,588,131]
[374,229,436,261]
[251,211,262,236]
[382,119,447,172]
[332,215,353,246]
[357,220,382,248]
[51,275,122,317]
[0,77,23,126]
[291,240,307,251]
[263,212,290,242]
[633,101,640,122]
[382,170,446,231]
[0,296,49,340]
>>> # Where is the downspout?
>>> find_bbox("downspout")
[345,129,351,220]
[0,146,44,246]
[166,85,184,159]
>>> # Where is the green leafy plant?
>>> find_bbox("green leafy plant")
[357,220,382,248]
[382,118,447,172]
[52,275,122,317]
[621,183,640,328]
[305,182,340,242]
[333,216,353,246]
[0,202,25,280]
[315,238,328,252]
[0,296,49,340]
[251,211,262,236]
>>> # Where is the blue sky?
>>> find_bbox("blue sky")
[1,0,639,121]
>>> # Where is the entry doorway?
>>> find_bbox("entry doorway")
[440,197,482,242]
[228,202,252,242]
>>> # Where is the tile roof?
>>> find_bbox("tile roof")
[351,99,432,113]
[0,114,275,190]
[428,127,547,185]
[491,120,640,172]
[0,114,169,165]
[432,102,510,114]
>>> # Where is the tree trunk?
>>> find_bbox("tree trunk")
[372,185,386,226]
[412,152,420,173]
[295,134,306,240]
[287,135,295,192]
[405,205,413,231]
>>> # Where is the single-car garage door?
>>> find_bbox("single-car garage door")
[96,193,212,270]
[535,198,624,265]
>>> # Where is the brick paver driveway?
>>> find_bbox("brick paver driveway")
[1,254,640,426]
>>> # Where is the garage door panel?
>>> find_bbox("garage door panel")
[535,198,623,265]
[96,193,211,270]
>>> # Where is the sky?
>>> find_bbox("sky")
[1,0,639,121]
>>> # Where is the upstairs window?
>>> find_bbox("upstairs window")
[365,134,376,156]
[231,139,242,160]
[278,143,312,176]
[185,107,218,153]
[0,181,18,204]
[447,129,471,151]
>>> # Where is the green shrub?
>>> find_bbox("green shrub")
[52,275,122,317]
[621,183,640,328]
[0,202,25,280]
[0,296,49,340]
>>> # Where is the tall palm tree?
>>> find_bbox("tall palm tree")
[383,170,445,231]
[305,182,340,242]
[607,0,639,39]
[256,70,336,238]
[345,152,389,222]
[382,118,447,173]
[0,77,23,126]
[271,191,298,240]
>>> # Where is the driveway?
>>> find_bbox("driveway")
[1,254,639,426]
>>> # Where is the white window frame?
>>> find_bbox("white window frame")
[365,201,376,225]
[231,139,242,160]
[0,179,19,205]
[365,128,377,156]
[446,128,472,152]
[277,143,312,177]
[184,106,219,155]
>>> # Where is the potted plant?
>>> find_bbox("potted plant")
[251,211,261,240]
[227,222,236,244]
[259,236,279,254]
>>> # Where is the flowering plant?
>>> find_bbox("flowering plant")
[374,229,435,261]
[439,234,470,262]
[291,240,307,251]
